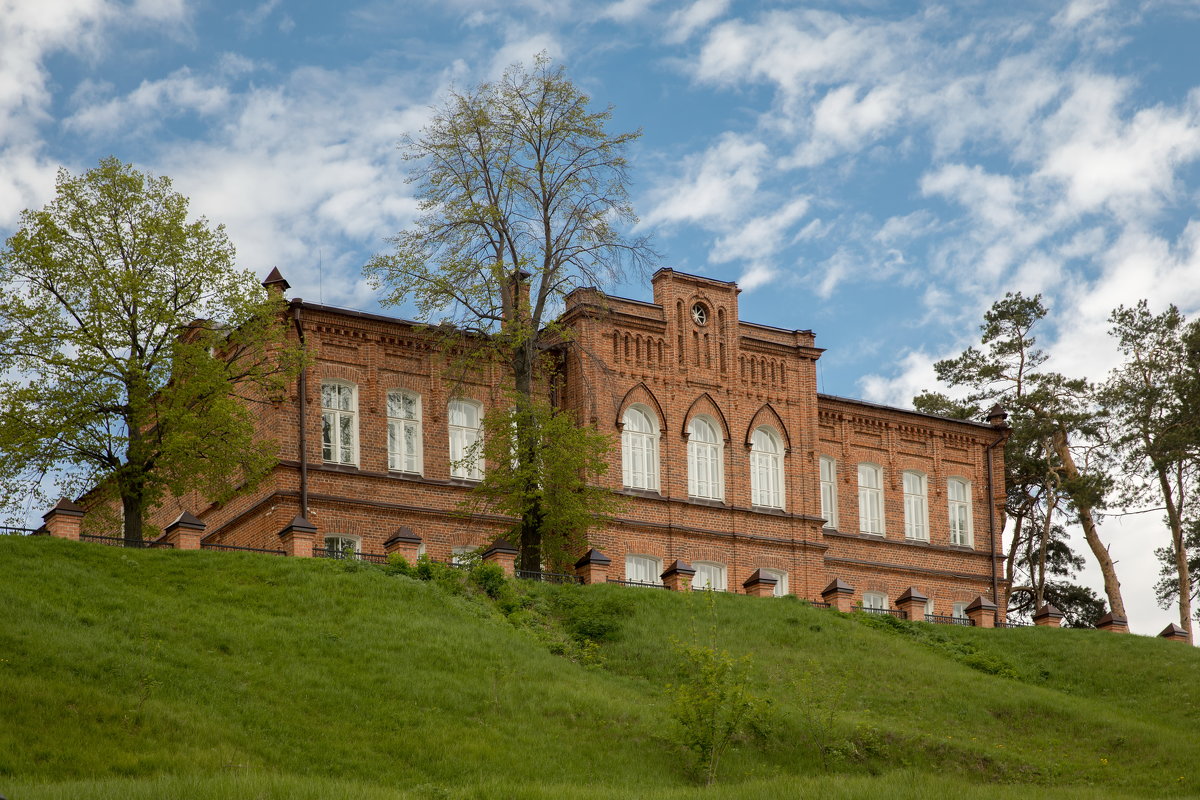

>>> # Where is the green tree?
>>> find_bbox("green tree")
[366,55,654,570]
[459,397,623,573]
[0,157,301,543]
[1101,301,1200,641]
[915,293,1125,619]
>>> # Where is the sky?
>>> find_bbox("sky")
[4,0,1200,635]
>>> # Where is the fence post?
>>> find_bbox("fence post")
[895,587,928,621]
[42,499,85,541]
[821,578,855,612]
[384,527,422,563]
[660,559,695,591]
[278,515,317,557]
[1032,603,1064,628]
[574,548,611,585]
[742,569,778,597]
[1096,612,1128,634]
[482,538,518,576]
[164,512,205,550]
[965,596,997,628]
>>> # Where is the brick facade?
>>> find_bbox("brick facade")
[140,268,1008,617]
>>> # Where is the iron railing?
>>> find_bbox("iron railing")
[515,569,583,585]
[994,618,1031,629]
[79,534,174,549]
[807,600,832,608]
[606,578,667,589]
[926,614,974,626]
[1,526,39,536]
[858,606,907,619]
[201,542,286,556]
[311,547,389,564]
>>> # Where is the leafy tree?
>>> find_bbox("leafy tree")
[458,397,624,573]
[0,157,301,543]
[366,55,654,570]
[915,293,1125,619]
[1101,301,1200,641]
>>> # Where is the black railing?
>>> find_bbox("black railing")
[1,526,39,536]
[859,606,907,619]
[995,618,1031,628]
[515,569,583,584]
[807,600,832,608]
[201,542,286,556]
[79,534,174,549]
[312,547,388,564]
[606,578,667,589]
[926,614,974,626]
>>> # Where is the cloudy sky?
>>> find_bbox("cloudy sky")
[4,0,1200,634]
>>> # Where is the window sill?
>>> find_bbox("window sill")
[619,487,663,499]
[686,496,728,508]
[449,477,482,487]
[904,537,930,546]
[750,505,787,516]
[320,461,361,472]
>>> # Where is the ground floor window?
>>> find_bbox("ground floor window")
[760,568,789,597]
[324,535,360,558]
[862,591,887,611]
[625,554,662,586]
[692,561,727,592]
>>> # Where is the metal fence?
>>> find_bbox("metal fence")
[995,618,1031,629]
[79,534,174,549]
[311,547,389,564]
[606,578,668,589]
[1,526,39,536]
[806,600,832,608]
[515,569,583,585]
[926,613,974,626]
[859,606,907,619]
[201,542,286,556]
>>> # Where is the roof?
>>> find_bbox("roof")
[817,393,998,430]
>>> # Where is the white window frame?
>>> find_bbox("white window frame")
[952,601,969,620]
[625,554,662,586]
[750,426,784,509]
[692,561,727,592]
[903,470,929,541]
[448,398,483,480]
[819,456,838,528]
[862,591,887,611]
[948,478,974,547]
[324,534,361,558]
[621,405,660,492]
[857,463,884,535]
[761,567,789,597]
[924,599,935,619]
[450,545,477,567]
[387,390,423,475]
[321,380,358,466]
[687,415,724,501]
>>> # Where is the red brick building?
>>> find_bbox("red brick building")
[142,267,1009,618]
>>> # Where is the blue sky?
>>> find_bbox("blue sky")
[4,0,1200,632]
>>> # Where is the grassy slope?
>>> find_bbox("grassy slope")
[1,536,1196,799]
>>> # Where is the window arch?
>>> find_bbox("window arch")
[902,470,928,541]
[857,463,883,535]
[321,380,357,465]
[750,426,784,509]
[387,390,422,474]
[948,478,974,547]
[621,405,660,491]
[448,399,483,480]
[687,415,724,501]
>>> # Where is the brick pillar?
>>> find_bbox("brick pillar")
[1159,623,1189,642]
[1096,612,1128,634]
[661,559,695,592]
[1033,603,1064,628]
[279,515,317,557]
[574,548,612,585]
[482,538,518,576]
[163,511,205,550]
[821,578,854,612]
[742,569,778,597]
[895,587,928,622]
[42,499,85,540]
[384,527,422,562]
[965,596,997,629]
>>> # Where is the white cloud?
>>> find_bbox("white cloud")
[65,67,233,136]
[664,0,728,45]
[642,132,767,226]
[710,196,809,264]
[600,0,656,22]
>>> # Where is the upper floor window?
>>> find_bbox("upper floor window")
[948,478,973,547]
[387,390,422,474]
[321,381,357,465]
[857,463,883,535]
[688,416,724,501]
[819,456,838,528]
[448,399,483,480]
[903,470,929,541]
[625,554,662,587]
[621,405,660,491]
[750,426,784,509]
[693,561,727,592]
[761,567,789,598]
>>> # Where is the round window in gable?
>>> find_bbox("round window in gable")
[691,302,708,326]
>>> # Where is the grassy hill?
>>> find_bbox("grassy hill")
[1,535,1197,799]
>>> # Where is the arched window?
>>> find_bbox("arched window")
[761,567,789,597]
[693,561,727,592]
[819,456,838,528]
[448,399,483,480]
[857,463,883,535]
[687,416,724,501]
[862,591,888,611]
[387,390,422,474]
[323,534,361,559]
[902,470,928,541]
[948,478,973,547]
[321,380,357,465]
[750,426,784,509]
[621,405,660,491]
[625,554,662,587]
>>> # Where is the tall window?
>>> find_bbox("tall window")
[862,591,887,611]
[903,470,929,541]
[448,399,483,480]
[948,478,973,546]
[693,561,727,591]
[819,456,838,528]
[321,381,357,465]
[621,405,660,491]
[625,554,662,586]
[952,601,968,620]
[857,463,883,535]
[688,416,724,500]
[750,426,784,509]
[761,567,789,597]
[387,390,422,474]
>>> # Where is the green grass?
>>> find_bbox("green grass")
[1,536,1197,799]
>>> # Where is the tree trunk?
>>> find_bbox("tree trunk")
[1035,491,1055,609]
[1155,463,1193,644]
[1051,429,1126,620]
[511,335,542,573]
[121,490,144,545]
[1005,506,1026,594]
